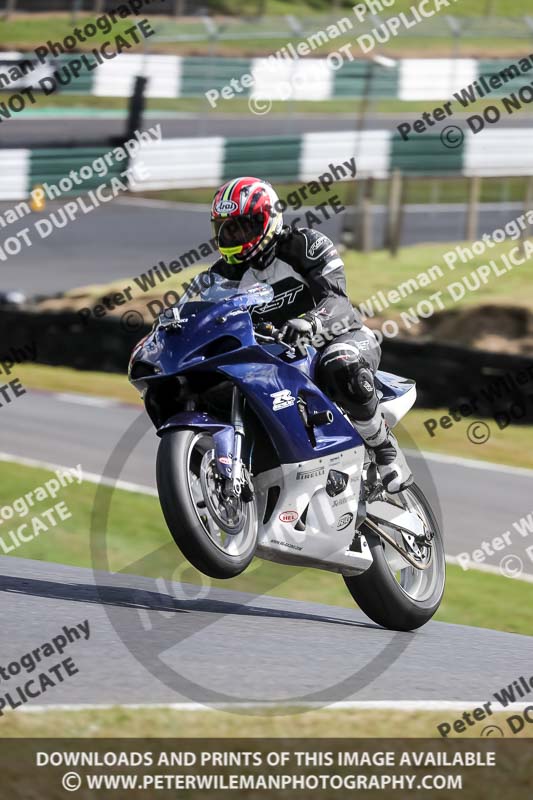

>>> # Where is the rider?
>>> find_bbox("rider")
[208,176,412,493]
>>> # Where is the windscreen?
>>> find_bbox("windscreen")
[178,272,273,308]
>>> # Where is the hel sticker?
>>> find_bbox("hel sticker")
[216,200,238,214]
[337,512,354,531]
[218,456,232,465]
[270,389,296,411]
[279,510,298,523]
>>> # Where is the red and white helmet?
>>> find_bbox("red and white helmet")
[211,177,283,266]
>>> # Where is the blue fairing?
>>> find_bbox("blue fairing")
[130,289,364,463]
[157,412,235,479]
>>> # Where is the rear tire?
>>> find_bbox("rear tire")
[344,483,445,631]
[156,429,257,579]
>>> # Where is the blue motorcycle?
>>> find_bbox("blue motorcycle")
[129,274,445,631]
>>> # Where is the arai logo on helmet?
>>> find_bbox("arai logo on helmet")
[216,199,238,214]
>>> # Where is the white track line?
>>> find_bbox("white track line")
[445,555,533,583]
[0,452,157,496]
[407,448,533,478]
[1,451,531,580]
[54,393,119,408]
[16,700,533,714]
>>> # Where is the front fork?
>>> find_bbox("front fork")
[226,387,254,501]
[230,386,245,496]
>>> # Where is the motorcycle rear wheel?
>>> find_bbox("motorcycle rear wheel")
[157,430,258,579]
[343,483,445,631]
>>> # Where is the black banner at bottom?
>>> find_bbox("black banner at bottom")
[0,738,531,799]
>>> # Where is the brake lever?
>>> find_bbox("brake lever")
[254,327,296,355]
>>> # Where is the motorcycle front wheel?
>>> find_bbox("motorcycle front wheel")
[156,430,258,579]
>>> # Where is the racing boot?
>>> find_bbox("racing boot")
[353,408,413,493]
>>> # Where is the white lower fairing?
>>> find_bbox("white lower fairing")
[253,447,373,575]
[380,384,417,427]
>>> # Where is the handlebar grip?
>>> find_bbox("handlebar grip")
[254,321,276,335]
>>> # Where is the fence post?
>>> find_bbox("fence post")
[93,0,104,12]
[126,75,148,142]
[466,175,481,242]
[385,169,403,255]
[70,0,83,24]
[521,175,533,256]
[174,0,186,15]
[340,60,375,250]
[361,178,375,253]
[3,0,16,18]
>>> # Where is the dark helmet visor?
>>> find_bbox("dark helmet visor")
[212,213,265,248]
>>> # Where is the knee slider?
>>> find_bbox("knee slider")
[318,348,361,400]
[318,347,377,417]
[348,365,375,402]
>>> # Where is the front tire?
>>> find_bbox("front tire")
[344,483,445,631]
[156,429,258,579]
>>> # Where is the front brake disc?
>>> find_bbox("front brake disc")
[199,449,246,535]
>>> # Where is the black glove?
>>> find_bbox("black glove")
[280,316,315,345]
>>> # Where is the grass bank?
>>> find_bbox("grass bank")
[1,10,530,57]
[3,706,529,738]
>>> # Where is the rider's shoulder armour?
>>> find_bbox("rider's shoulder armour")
[276,227,342,276]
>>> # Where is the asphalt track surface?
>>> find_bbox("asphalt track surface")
[1,198,526,295]
[3,390,533,573]
[3,111,533,146]
[1,554,532,706]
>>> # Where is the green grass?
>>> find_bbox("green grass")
[16,362,141,405]
[0,14,150,53]
[139,174,533,206]
[2,706,531,739]
[207,0,533,14]
[1,10,532,57]
[403,408,533,470]
[344,240,533,312]
[0,459,531,636]
[8,92,533,117]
